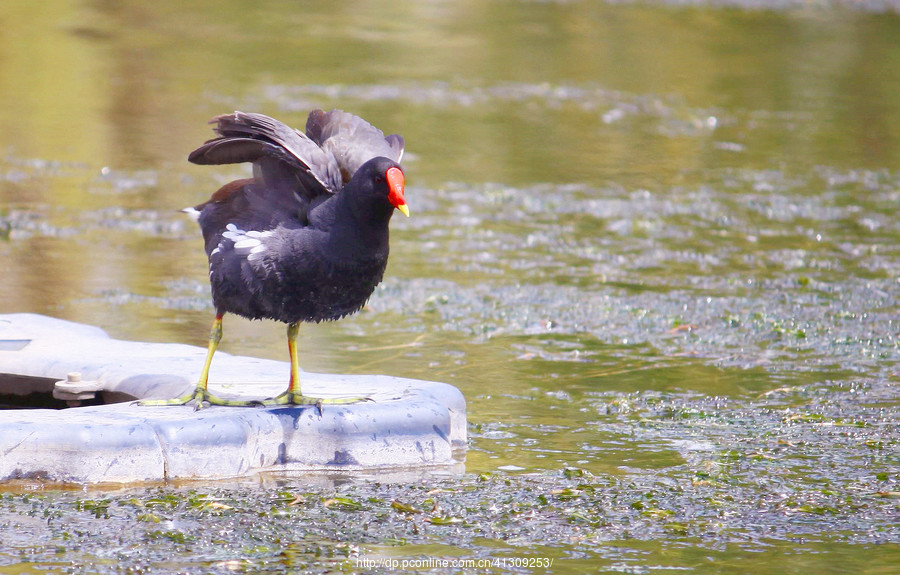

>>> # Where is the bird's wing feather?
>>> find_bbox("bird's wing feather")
[305,109,404,185]
[188,112,344,203]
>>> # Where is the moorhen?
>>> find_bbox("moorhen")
[148,109,408,408]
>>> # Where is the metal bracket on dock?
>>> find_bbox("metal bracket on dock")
[53,372,104,406]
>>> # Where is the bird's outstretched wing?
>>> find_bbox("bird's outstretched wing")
[305,109,404,185]
[188,110,404,226]
[188,111,344,206]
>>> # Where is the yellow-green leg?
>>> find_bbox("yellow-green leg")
[141,315,258,409]
[262,322,367,408]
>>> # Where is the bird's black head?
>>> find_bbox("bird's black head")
[347,157,409,220]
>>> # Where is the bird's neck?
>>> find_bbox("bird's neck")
[326,192,393,259]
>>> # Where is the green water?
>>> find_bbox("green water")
[1,0,899,573]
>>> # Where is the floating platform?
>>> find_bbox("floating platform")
[0,313,466,484]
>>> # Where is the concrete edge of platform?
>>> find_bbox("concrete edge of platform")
[0,313,467,483]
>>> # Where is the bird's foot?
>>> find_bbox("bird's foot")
[260,390,371,414]
[139,387,263,410]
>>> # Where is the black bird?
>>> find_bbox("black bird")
[151,109,408,407]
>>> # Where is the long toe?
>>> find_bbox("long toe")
[139,387,208,408]
[140,387,263,409]
[261,390,372,409]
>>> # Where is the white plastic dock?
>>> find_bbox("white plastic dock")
[0,314,466,483]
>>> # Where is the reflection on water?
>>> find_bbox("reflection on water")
[1,0,900,572]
